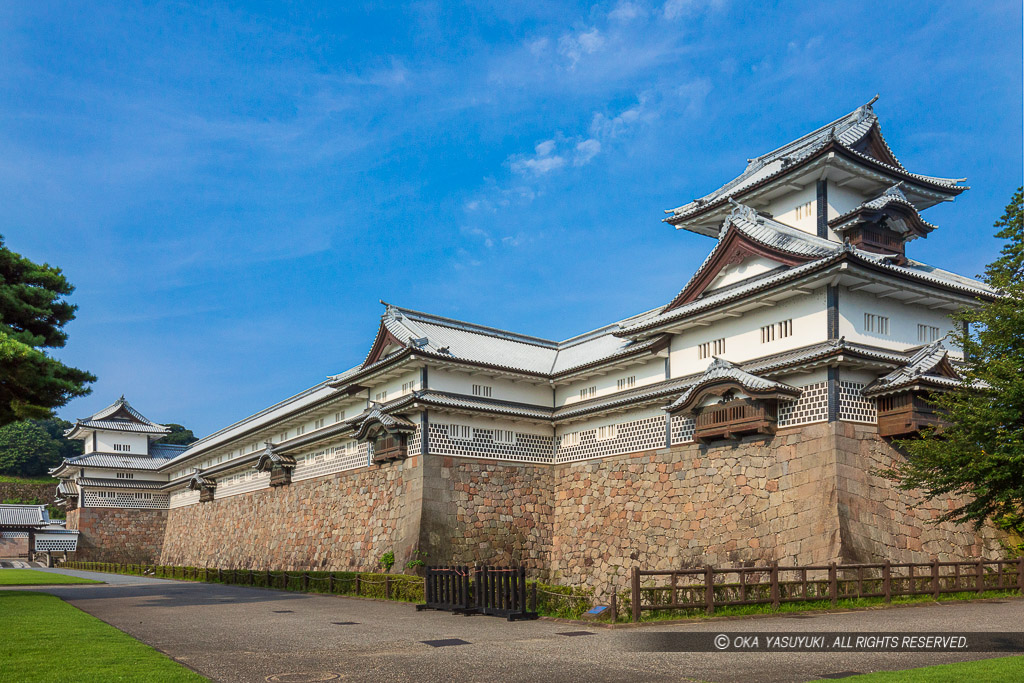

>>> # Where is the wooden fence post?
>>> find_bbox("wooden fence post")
[828,562,837,607]
[931,559,940,599]
[976,560,983,595]
[883,561,891,603]
[770,562,780,609]
[356,575,361,596]
[610,590,618,624]
[631,567,641,623]
[386,575,392,600]
[704,565,714,616]
[303,573,309,592]
[1018,557,1024,597]
[329,572,335,593]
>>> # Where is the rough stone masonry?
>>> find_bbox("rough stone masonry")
[67,422,1003,593]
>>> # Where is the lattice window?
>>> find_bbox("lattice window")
[116,472,135,479]
[917,324,940,343]
[292,439,370,482]
[471,384,492,398]
[556,414,666,463]
[777,381,829,427]
[448,424,473,440]
[670,414,696,445]
[838,381,876,423]
[864,313,890,336]
[83,490,169,509]
[35,537,78,552]
[428,424,554,464]
[699,338,725,359]
[617,376,636,391]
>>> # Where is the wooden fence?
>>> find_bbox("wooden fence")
[631,558,1024,621]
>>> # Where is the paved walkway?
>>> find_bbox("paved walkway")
[9,567,1024,682]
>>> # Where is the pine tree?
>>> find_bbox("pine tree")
[881,188,1024,537]
[0,235,95,425]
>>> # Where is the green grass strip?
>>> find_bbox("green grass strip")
[828,655,1024,681]
[0,592,206,682]
[0,569,102,586]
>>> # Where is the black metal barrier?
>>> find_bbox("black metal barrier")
[417,565,538,621]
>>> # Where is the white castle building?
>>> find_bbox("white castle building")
[52,99,1001,579]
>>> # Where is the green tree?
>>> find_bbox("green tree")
[157,423,198,446]
[881,188,1024,537]
[0,236,95,426]
[33,417,83,460]
[0,421,63,477]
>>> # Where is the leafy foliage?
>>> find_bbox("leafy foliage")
[0,418,80,477]
[881,189,1024,537]
[157,423,199,445]
[0,236,95,426]
[0,421,62,477]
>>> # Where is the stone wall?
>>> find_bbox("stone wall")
[160,455,423,570]
[0,536,28,558]
[75,421,1003,591]
[834,421,1003,562]
[548,422,843,593]
[0,481,58,506]
[419,455,553,574]
[67,507,168,563]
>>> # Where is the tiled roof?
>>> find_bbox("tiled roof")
[0,504,50,527]
[60,453,171,470]
[666,358,800,413]
[408,390,554,420]
[618,243,993,337]
[57,480,78,496]
[66,397,170,437]
[352,408,418,440]
[863,340,974,396]
[77,478,166,490]
[830,185,938,235]
[150,443,190,459]
[666,98,964,224]
[72,420,169,434]
[337,304,667,379]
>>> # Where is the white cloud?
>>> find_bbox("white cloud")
[573,138,601,166]
[663,0,727,21]
[609,1,646,22]
[509,138,568,176]
[558,27,604,68]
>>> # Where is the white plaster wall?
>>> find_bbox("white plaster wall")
[554,357,666,408]
[706,256,786,291]
[839,287,960,353]
[669,290,828,378]
[79,467,165,481]
[366,369,421,403]
[91,432,150,455]
[766,183,817,235]
[428,367,551,405]
[827,181,865,219]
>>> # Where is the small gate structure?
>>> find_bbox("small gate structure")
[417,566,474,614]
[417,565,538,621]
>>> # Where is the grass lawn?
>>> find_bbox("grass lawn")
[0,570,102,586]
[833,655,1024,681]
[0,592,205,682]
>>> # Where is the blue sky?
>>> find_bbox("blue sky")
[2,1,1021,436]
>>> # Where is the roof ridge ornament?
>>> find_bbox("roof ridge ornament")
[726,197,761,225]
